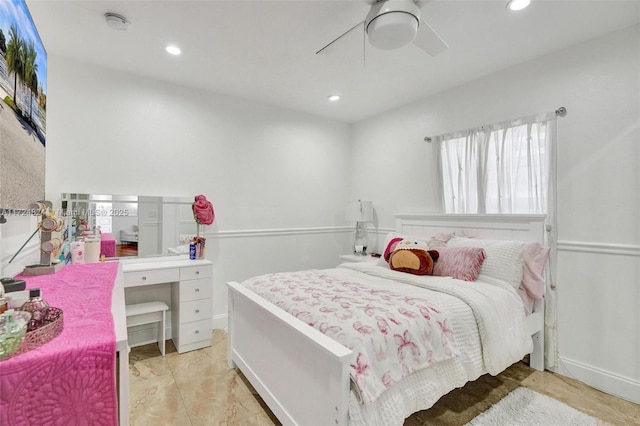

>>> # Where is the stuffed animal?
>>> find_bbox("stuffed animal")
[388,239,440,276]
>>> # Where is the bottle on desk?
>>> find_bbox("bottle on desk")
[71,241,85,264]
[19,288,50,331]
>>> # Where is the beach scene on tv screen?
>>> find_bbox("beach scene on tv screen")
[0,0,47,211]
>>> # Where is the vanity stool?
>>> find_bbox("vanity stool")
[125,301,169,356]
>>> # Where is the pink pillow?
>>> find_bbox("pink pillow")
[520,242,550,300]
[432,246,486,282]
[518,287,535,315]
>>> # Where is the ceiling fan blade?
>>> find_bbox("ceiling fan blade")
[413,20,448,56]
[316,21,364,55]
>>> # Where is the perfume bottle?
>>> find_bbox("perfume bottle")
[19,288,50,331]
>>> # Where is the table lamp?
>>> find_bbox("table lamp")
[346,200,373,255]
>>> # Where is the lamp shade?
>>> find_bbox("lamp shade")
[346,201,373,223]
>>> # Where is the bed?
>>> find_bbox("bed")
[227,214,547,426]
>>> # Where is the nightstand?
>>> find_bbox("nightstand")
[339,254,379,263]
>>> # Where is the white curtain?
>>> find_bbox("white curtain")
[433,112,558,368]
[434,112,554,215]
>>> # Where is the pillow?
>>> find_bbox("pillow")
[432,246,486,281]
[518,287,535,315]
[520,242,550,300]
[447,236,525,290]
[378,231,453,266]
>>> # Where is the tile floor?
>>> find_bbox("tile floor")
[127,331,640,425]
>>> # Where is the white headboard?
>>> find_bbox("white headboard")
[395,214,546,244]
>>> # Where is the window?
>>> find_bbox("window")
[435,113,555,214]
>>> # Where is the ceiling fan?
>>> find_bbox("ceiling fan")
[316,0,448,56]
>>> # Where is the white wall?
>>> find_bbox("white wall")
[350,25,640,403]
[0,215,41,278]
[42,57,353,328]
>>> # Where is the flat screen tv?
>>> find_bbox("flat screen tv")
[0,0,47,212]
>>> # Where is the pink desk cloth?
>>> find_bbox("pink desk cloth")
[1,262,119,426]
[100,232,117,258]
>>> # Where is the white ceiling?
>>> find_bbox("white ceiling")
[26,0,640,123]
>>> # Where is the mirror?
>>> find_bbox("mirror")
[61,193,197,258]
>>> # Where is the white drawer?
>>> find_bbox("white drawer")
[179,278,212,302]
[179,298,212,323]
[178,319,212,346]
[124,268,179,288]
[180,265,212,281]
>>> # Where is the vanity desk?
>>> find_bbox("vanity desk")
[121,256,213,353]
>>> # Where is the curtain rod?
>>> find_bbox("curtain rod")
[424,107,567,143]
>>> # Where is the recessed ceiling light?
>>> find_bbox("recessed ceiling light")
[166,45,181,55]
[328,94,341,102]
[506,0,530,11]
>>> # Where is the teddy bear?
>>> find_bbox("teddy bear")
[387,239,440,276]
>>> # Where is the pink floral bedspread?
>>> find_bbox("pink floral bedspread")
[1,263,119,426]
[242,269,460,404]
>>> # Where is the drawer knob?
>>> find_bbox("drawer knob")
[195,330,200,334]
[142,276,147,281]
[195,271,200,275]
[195,288,200,292]
[195,309,200,313]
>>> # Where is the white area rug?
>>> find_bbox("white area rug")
[466,387,598,425]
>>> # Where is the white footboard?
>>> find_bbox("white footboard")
[227,281,352,426]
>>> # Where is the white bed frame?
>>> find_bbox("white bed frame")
[227,214,546,426]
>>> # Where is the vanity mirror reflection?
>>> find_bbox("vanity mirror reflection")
[61,193,197,258]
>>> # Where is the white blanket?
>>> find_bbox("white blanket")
[341,262,533,376]
[341,263,533,425]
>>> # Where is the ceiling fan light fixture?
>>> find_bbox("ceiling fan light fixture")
[366,0,420,50]
[104,12,129,31]
[506,0,531,11]
[367,12,419,50]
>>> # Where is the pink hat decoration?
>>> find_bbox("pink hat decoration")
[192,195,215,225]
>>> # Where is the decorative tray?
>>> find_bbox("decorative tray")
[2,307,64,360]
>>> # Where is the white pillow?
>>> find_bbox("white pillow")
[447,236,525,289]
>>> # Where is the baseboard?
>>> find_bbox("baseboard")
[554,356,640,404]
[213,313,228,331]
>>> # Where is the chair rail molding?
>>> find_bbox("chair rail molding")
[558,240,640,257]
[206,226,352,239]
